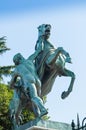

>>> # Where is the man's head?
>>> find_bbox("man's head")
[13,53,25,65]
[37,24,51,40]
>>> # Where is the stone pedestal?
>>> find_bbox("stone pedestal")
[17,119,72,130]
[26,126,55,130]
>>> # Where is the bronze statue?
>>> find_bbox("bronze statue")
[9,24,75,129]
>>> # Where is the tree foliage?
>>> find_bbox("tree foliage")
[0,37,15,129]
[0,37,14,81]
[0,37,10,54]
[0,84,13,130]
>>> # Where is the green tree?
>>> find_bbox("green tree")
[0,37,10,54]
[0,37,14,81]
[0,84,13,130]
[0,37,14,130]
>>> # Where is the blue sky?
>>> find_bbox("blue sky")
[0,0,86,15]
[0,0,86,126]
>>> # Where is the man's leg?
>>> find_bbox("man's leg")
[28,83,48,117]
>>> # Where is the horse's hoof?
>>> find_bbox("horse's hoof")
[61,91,68,99]
[65,57,72,63]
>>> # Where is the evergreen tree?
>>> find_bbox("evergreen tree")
[0,37,14,81]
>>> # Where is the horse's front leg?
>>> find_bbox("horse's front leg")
[46,47,64,66]
[61,68,75,99]
[61,49,72,63]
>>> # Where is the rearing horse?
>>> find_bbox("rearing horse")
[35,24,75,99]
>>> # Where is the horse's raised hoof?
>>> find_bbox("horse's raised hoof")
[61,91,69,99]
[65,57,72,63]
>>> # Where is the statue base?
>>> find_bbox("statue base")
[16,119,72,130]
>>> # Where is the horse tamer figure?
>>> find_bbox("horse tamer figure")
[9,53,48,129]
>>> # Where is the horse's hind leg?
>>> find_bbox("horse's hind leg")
[60,68,75,99]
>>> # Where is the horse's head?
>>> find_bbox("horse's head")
[37,24,51,40]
